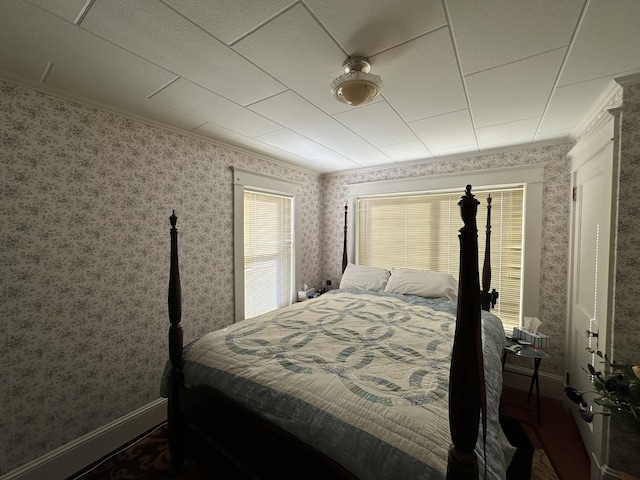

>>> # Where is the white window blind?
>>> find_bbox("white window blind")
[244,190,293,319]
[357,187,524,330]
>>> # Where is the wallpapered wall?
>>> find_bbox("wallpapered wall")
[613,82,640,364]
[607,82,640,475]
[0,79,324,474]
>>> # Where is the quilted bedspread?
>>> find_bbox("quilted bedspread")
[169,290,510,480]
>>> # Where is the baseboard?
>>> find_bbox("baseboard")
[502,364,565,400]
[600,461,627,479]
[0,398,167,480]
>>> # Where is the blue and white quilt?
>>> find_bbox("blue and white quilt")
[169,290,511,480]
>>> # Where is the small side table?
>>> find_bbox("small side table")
[502,341,550,424]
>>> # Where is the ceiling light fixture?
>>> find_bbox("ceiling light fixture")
[330,56,383,107]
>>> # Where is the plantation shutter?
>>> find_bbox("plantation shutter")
[357,187,524,330]
[244,190,293,319]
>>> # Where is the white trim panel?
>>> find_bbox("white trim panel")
[233,167,303,195]
[346,164,545,197]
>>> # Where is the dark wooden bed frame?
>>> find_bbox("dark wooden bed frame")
[167,185,497,479]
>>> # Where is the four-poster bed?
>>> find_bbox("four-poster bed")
[164,185,512,479]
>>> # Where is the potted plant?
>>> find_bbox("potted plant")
[565,351,640,436]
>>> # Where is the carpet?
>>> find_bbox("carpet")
[72,423,560,479]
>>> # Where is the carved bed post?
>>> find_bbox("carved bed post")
[447,186,484,480]
[480,195,498,311]
[342,205,348,273]
[168,211,185,471]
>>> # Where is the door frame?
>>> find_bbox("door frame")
[565,108,621,480]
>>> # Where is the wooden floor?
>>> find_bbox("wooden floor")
[501,386,591,480]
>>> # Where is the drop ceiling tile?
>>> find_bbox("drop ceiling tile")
[194,122,257,145]
[333,101,419,147]
[304,0,446,55]
[378,141,432,162]
[233,4,348,115]
[0,0,176,98]
[255,129,361,172]
[80,0,285,106]
[140,108,205,132]
[163,0,295,45]
[249,90,392,164]
[0,1,59,82]
[534,128,572,143]
[476,117,539,150]
[410,110,477,154]
[558,0,640,86]
[150,78,280,138]
[194,122,325,171]
[26,0,89,23]
[447,0,583,75]
[466,48,566,128]
[0,2,196,134]
[374,29,468,123]
[44,47,176,102]
[429,144,479,158]
[109,92,206,131]
[249,90,331,127]
[539,77,614,135]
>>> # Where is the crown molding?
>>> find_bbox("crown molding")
[571,79,623,141]
[615,72,640,87]
[323,139,569,178]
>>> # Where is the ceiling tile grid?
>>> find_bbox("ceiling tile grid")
[0,0,638,174]
[80,0,287,106]
[465,48,568,128]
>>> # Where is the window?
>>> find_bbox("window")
[357,187,524,329]
[244,190,292,318]
[346,165,545,332]
[233,168,301,322]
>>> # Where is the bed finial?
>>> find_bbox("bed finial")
[459,185,479,227]
[170,210,177,228]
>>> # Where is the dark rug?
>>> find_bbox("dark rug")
[72,424,207,479]
[72,422,559,479]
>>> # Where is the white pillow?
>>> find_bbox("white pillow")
[339,263,390,292]
[384,268,458,300]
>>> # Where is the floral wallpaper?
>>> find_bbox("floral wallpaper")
[0,79,323,474]
[612,81,640,369]
[607,81,640,475]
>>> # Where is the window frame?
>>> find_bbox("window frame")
[233,167,302,322]
[346,164,545,330]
